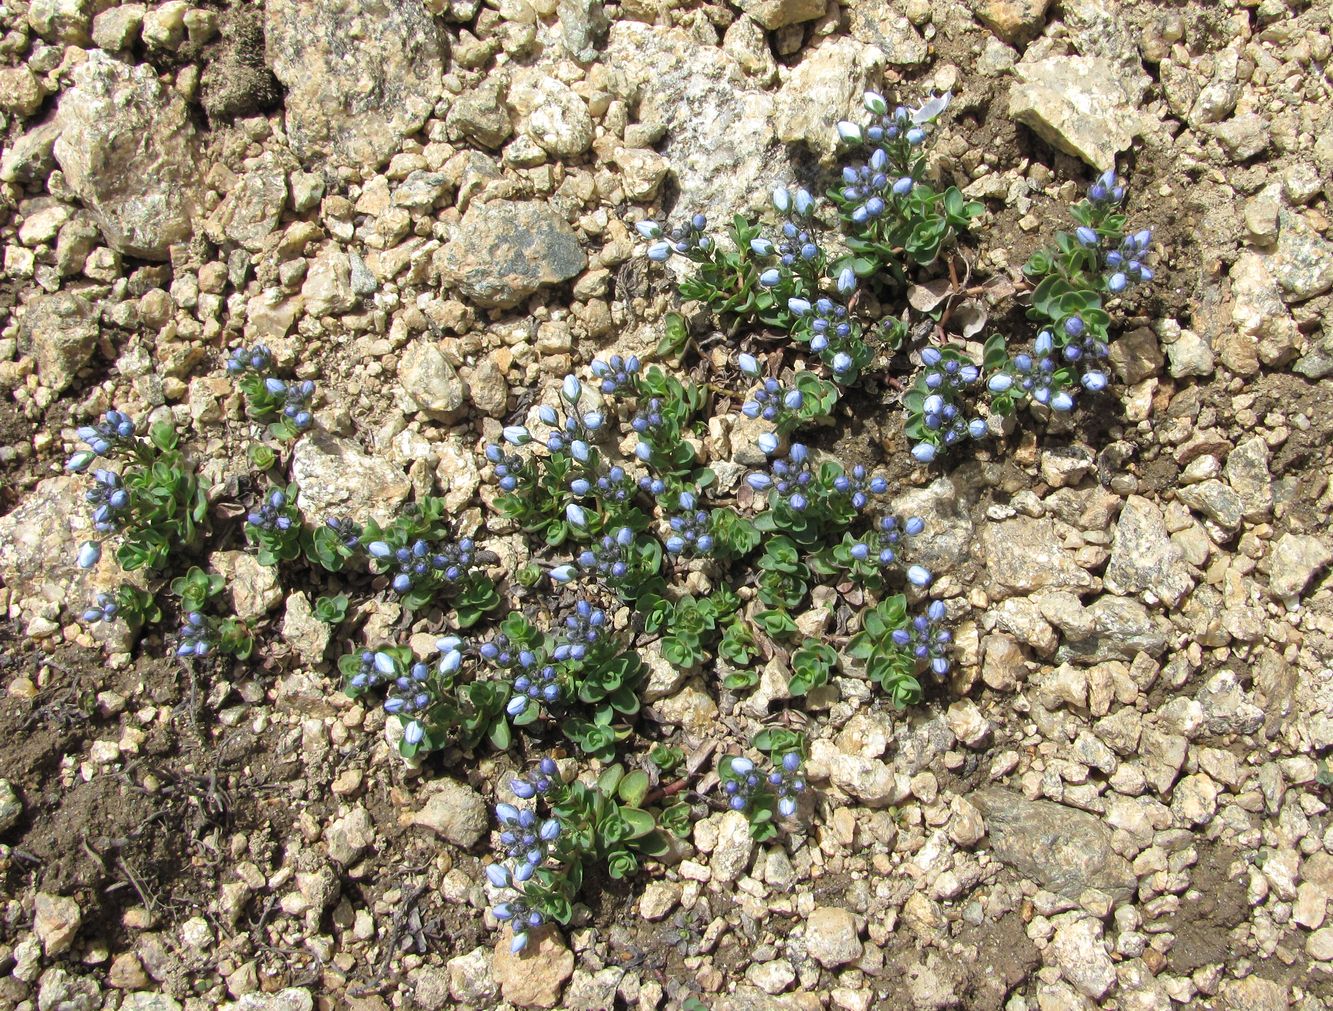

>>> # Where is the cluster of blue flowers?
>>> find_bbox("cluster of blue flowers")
[552,525,635,585]
[662,491,714,557]
[176,611,212,658]
[552,600,609,662]
[82,592,121,624]
[70,410,136,463]
[722,752,806,819]
[485,763,563,953]
[746,441,814,510]
[367,536,476,596]
[640,214,712,262]
[590,353,641,395]
[324,516,362,551]
[226,343,316,434]
[849,515,928,577]
[246,489,294,533]
[832,465,889,512]
[892,600,954,676]
[506,653,561,716]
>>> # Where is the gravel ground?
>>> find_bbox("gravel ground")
[1,0,1332,1009]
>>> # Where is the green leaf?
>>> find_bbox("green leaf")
[617,770,650,807]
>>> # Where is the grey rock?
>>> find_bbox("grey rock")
[1267,534,1332,599]
[1008,56,1145,170]
[265,0,445,168]
[54,52,200,259]
[1176,479,1245,531]
[326,805,374,865]
[1271,209,1333,303]
[0,65,46,117]
[291,431,411,527]
[1188,47,1240,126]
[1108,326,1163,384]
[18,291,98,394]
[409,779,489,848]
[1295,315,1333,380]
[447,74,513,149]
[740,0,824,29]
[1163,327,1215,378]
[394,170,449,211]
[347,250,377,296]
[891,477,974,575]
[1104,495,1194,607]
[439,200,586,308]
[36,966,100,1011]
[280,592,331,665]
[409,967,453,1011]
[0,778,20,833]
[1196,670,1264,737]
[558,0,608,62]
[27,0,96,44]
[970,789,1136,903]
[301,245,359,316]
[1053,595,1168,663]
[120,994,183,1011]
[1,117,61,184]
[1049,913,1116,999]
[1229,250,1299,368]
[845,3,927,65]
[1223,435,1272,522]
[400,340,467,419]
[979,516,1096,600]
[804,906,862,967]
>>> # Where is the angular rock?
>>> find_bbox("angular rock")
[200,9,282,122]
[1,118,61,185]
[0,778,20,833]
[211,550,283,621]
[740,0,825,30]
[711,809,756,883]
[291,432,411,526]
[1049,913,1116,999]
[55,53,200,260]
[301,245,359,316]
[774,39,887,161]
[18,291,99,394]
[399,340,466,419]
[512,72,594,158]
[280,592,331,665]
[326,805,374,865]
[844,3,927,66]
[1271,209,1333,303]
[558,0,609,62]
[1209,113,1269,162]
[979,516,1096,600]
[265,0,445,168]
[0,66,46,117]
[1267,534,1332,599]
[204,156,287,252]
[1104,495,1194,607]
[447,74,513,149]
[805,906,862,967]
[492,926,574,1008]
[1008,56,1145,170]
[967,0,1051,44]
[1053,595,1168,663]
[222,988,314,1011]
[1176,480,1244,532]
[606,23,788,225]
[1230,251,1300,366]
[408,779,489,848]
[1223,435,1272,522]
[438,200,586,308]
[34,892,82,956]
[446,947,498,1005]
[36,967,101,1011]
[28,0,97,44]
[970,789,1136,903]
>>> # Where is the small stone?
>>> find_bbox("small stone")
[325,805,374,865]
[108,952,151,990]
[280,592,331,665]
[739,0,825,30]
[34,892,82,956]
[492,926,574,1008]
[968,0,1052,44]
[446,947,498,1005]
[0,779,21,833]
[979,516,1096,599]
[211,550,283,621]
[399,340,467,419]
[36,967,101,1011]
[291,431,411,527]
[1271,209,1333,303]
[774,38,889,160]
[746,959,797,994]
[946,699,992,747]
[1176,480,1244,532]
[1266,534,1332,599]
[1209,113,1269,162]
[1308,927,1333,962]
[639,881,682,921]
[447,74,512,149]
[805,906,862,967]
[0,66,46,117]
[1049,913,1116,999]
[408,780,489,848]
[513,73,594,158]
[711,810,756,883]
[18,291,98,394]
[1104,495,1194,607]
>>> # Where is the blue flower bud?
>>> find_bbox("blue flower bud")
[485,864,510,888]
[783,389,804,410]
[750,238,774,256]
[746,473,773,491]
[911,443,937,464]
[635,219,662,239]
[502,425,531,446]
[836,121,862,144]
[893,176,914,196]
[907,564,932,587]
[66,450,95,473]
[647,241,671,261]
[968,418,988,439]
[757,432,779,456]
[264,377,286,395]
[731,757,754,776]
[76,541,101,569]
[836,267,857,294]
[562,375,582,404]
[863,91,887,115]
[737,353,760,377]
[987,373,1013,393]
[832,352,854,374]
[1082,370,1107,392]
[1075,226,1099,247]
[920,347,942,367]
[793,188,814,216]
[772,187,791,213]
[759,268,781,287]
[1050,391,1075,412]
[550,565,575,584]
[368,541,392,558]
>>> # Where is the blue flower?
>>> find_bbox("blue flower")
[76,541,102,569]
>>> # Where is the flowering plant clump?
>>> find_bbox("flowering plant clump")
[226,344,315,440]
[484,760,669,952]
[67,411,208,574]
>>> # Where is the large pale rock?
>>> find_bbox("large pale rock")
[979,516,1096,600]
[34,892,82,956]
[1271,209,1333,303]
[54,51,200,259]
[211,550,282,621]
[739,0,824,29]
[606,23,789,226]
[1267,534,1332,600]
[399,340,466,419]
[1008,56,1145,170]
[265,0,446,168]
[967,0,1051,44]
[1104,496,1194,607]
[774,38,886,160]
[970,789,1136,903]
[291,432,411,526]
[511,71,594,158]
[438,200,586,308]
[408,779,489,848]
[804,906,862,967]
[1049,913,1116,999]
[844,2,927,65]
[1230,251,1300,367]
[18,291,99,393]
[301,245,359,316]
[203,154,287,252]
